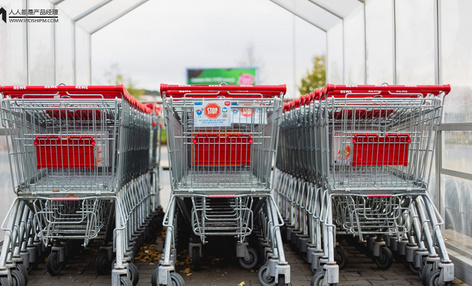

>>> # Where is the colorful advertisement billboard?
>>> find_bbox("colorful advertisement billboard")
[187,68,258,85]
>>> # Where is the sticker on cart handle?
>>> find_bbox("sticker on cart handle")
[194,101,231,127]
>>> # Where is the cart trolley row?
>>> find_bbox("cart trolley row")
[155,84,290,286]
[0,85,163,286]
[274,84,454,286]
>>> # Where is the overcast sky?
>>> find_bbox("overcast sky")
[90,0,326,98]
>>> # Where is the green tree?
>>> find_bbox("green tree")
[298,55,326,95]
[104,63,145,99]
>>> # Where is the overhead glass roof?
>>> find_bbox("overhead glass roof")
[270,0,363,30]
[52,0,149,34]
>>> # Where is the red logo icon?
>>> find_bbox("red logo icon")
[204,103,221,119]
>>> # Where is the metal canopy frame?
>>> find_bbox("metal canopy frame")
[50,0,149,84]
[269,0,363,84]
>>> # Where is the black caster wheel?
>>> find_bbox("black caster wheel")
[15,264,28,284]
[128,262,139,286]
[95,251,112,275]
[427,269,452,286]
[191,247,201,271]
[406,261,420,275]
[120,276,133,286]
[46,252,64,276]
[421,262,435,286]
[310,271,325,286]
[238,247,258,270]
[151,268,158,286]
[11,269,26,286]
[334,245,349,270]
[258,264,275,286]
[169,272,185,286]
[374,247,393,270]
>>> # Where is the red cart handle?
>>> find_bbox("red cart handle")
[322,84,451,98]
[0,85,155,114]
[160,84,286,98]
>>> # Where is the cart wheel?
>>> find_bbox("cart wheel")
[310,271,325,286]
[334,245,349,270]
[374,247,393,270]
[0,277,8,286]
[392,250,403,262]
[128,262,139,286]
[120,276,133,286]
[11,269,26,286]
[238,247,258,270]
[406,261,420,275]
[151,268,159,286]
[26,260,37,273]
[16,263,28,284]
[191,247,201,271]
[95,251,111,275]
[280,225,287,243]
[258,264,275,286]
[421,262,435,285]
[169,272,185,286]
[427,269,452,286]
[277,275,285,286]
[46,252,63,276]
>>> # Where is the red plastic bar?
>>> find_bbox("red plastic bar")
[34,135,96,169]
[367,194,393,198]
[322,84,451,98]
[160,84,286,98]
[352,134,411,167]
[0,85,154,114]
[209,195,236,198]
[192,133,252,166]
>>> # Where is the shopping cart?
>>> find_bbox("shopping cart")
[0,85,163,286]
[155,84,290,286]
[274,84,454,286]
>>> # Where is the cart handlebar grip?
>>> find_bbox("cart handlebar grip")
[323,84,451,98]
[0,85,157,115]
[160,84,286,98]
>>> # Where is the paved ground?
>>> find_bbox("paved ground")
[23,148,470,285]
[26,238,467,286]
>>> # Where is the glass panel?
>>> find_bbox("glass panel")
[308,0,362,18]
[75,27,91,84]
[326,22,343,83]
[294,17,327,98]
[55,13,74,84]
[269,0,341,32]
[395,0,435,84]
[344,7,365,84]
[443,175,472,249]
[28,0,54,84]
[0,136,16,242]
[76,0,150,34]
[56,0,103,20]
[443,131,472,174]
[365,0,394,84]
[0,0,27,85]
[440,0,472,123]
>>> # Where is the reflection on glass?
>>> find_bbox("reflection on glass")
[365,0,394,84]
[443,175,472,253]
[344,7,365,84]
[327,22,343,83]
[443,131,472,174]
[395,0,435,84]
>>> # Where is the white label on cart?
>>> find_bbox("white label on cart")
[194,101,232,127]
[231,103,267,125]
[332,132,353,166]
